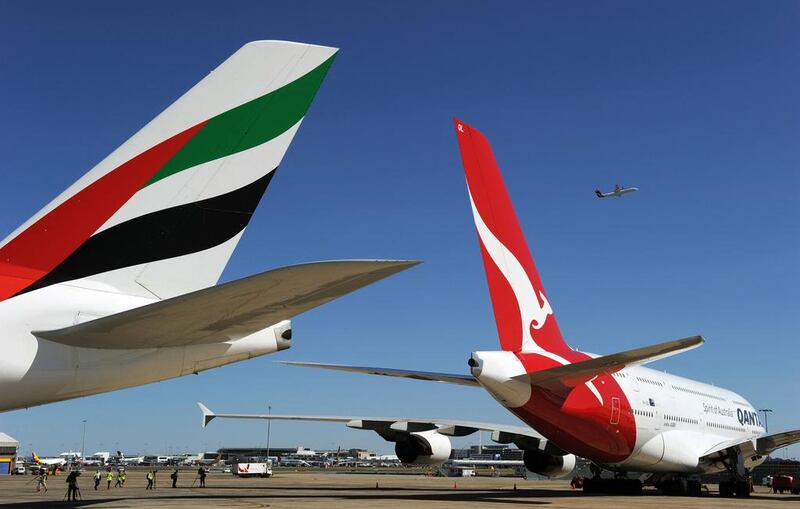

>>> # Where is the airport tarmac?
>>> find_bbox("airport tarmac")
[0,470,796,508]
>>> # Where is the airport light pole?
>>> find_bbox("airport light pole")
[758,409,773,433]
[81,420,87,459]
[266,405,271,463]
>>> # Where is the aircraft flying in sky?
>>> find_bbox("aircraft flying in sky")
[0,40,416,413]
[200,119,799,498]
[595,184,639,198]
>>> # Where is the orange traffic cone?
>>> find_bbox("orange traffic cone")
[453,481,458,489]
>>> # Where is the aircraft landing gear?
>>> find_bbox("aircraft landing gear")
[657,478,702,496]
[718,479,751,498]
[718,449,752,498]
[583,477,643,495]
[582,466,642,495]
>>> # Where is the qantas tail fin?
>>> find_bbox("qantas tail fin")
[453,119,569,354]
[0,41,337,302]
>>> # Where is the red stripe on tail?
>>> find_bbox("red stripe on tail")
[0,121,207,302]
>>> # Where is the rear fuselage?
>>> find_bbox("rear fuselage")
[471,350,765,474]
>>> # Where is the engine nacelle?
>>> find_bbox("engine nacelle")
[394,430,452,466]
[523,449,576,478]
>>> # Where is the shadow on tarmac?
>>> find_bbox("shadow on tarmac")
[3,487,798,508]
[0,486,562,508]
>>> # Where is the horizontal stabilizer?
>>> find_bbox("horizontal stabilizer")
[514,336,703,389]
[280,361,479,387]
[34,260,418,349]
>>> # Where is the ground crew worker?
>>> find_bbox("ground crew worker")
[35,470,48,492]
[197,466,207,488]
[114,469,123,487]
[170,469,178,488]
[145,470,154,490]
[120,469,126,486]
[93,470,101,490]
[65,471,80,501]
[106,470,113,489]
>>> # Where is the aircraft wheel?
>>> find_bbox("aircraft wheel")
[660,479,688,496]
[627,479,643,495]
[734,480,751,498]
[719,480,734,498]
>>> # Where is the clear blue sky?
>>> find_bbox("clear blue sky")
[1,1,797,459]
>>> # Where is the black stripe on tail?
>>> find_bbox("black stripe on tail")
[18,170,276,296]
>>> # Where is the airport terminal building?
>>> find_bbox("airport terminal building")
[0,433,18,475]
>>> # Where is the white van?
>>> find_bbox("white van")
[234,462,272,478]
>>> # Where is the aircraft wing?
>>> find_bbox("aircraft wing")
[512,336,703,390]
[197,402,564,454]
[450,459,524,467]
[33,260,418,349]
[279,361,479,387]
[755,429,800,453]
[698,429,800,467]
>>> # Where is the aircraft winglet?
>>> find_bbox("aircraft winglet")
[198,402,216,428]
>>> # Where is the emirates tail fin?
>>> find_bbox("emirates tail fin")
[453,119,569,354]
[0,41,337,302]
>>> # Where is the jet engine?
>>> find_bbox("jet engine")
[394,430,452,465]
[523,449,576,478]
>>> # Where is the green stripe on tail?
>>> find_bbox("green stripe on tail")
[145,53,337,187]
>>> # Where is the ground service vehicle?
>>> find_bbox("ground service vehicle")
[771,475,799,494]
[235,462,272,478]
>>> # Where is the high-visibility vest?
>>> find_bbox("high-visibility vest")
[107,473,113,481]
